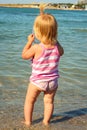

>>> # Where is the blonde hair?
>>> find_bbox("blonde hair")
[33,4,58,45]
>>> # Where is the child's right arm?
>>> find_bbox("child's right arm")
[57,41,64,56]
[22,34,36,60]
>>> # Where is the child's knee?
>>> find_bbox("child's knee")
[44,97,53,104]
[26,95,37,104]
[30,97,36,104]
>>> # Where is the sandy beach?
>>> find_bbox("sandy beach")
[0,104,87,130]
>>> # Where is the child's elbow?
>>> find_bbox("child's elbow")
[60,47,64,56]
[59,48,64,56]
[22,55,25,59]
[22,53,31,60]
[22,53,27,60]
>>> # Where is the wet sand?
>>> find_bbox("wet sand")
[0,105,87,130]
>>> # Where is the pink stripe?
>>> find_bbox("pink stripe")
[32,64,58,71]
[30,74,59,81]
[32,68,58,74]
[39,43,60,58]
[44,51,59,57]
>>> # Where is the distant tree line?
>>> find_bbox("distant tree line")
[48,3,85,9]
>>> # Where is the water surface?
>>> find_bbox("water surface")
[0,7,87,129]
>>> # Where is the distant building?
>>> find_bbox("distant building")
[85,4,87,9]
[78,0,87,4]
[71,4,75,9]
[60,4,69,9]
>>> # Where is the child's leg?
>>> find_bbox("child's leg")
[43,89,57,125]
[24,82,41,126]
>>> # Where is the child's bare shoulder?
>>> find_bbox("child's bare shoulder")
[33,43,43,59]
[33,43,42,52]
[33,43,41,49]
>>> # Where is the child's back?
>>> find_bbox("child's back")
[30,43,60,82]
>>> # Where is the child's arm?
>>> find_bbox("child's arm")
[57,41,64,56]
[22,34,36,60]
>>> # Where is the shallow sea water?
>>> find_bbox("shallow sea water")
[0,7,87,129]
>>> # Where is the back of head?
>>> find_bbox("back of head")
[33,4,58,45]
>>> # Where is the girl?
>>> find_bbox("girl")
[22,4,64,127]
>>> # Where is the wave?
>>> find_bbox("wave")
[72,28,87,32]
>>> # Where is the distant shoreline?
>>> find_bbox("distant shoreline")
[0,4,84,11]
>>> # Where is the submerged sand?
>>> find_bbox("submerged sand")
[0,105,87,130]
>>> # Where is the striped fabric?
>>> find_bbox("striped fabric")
[30,43,60,82]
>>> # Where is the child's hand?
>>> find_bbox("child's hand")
[28,34,35,44]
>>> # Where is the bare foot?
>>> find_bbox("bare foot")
[43,120,49,126]
[21,121,31,127]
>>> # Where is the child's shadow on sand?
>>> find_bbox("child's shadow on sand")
[33,108,87,124]
[51,108,87,124]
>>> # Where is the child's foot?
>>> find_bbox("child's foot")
[43,120,49,126]
[21,121,31,127]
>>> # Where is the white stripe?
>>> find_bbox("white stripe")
[45,49,56,53]
[33,62,58,68]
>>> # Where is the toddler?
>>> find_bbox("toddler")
[22,4,64,126]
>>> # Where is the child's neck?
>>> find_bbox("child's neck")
[41,42,56,48]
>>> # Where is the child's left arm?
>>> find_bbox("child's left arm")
[22,34,36,60]
[57,41,64,56]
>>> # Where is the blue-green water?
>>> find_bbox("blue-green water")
[0,7,87,129]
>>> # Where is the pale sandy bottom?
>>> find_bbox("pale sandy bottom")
[0,105,87,130]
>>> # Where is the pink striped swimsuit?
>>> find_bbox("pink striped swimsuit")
[30,43,60,91]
